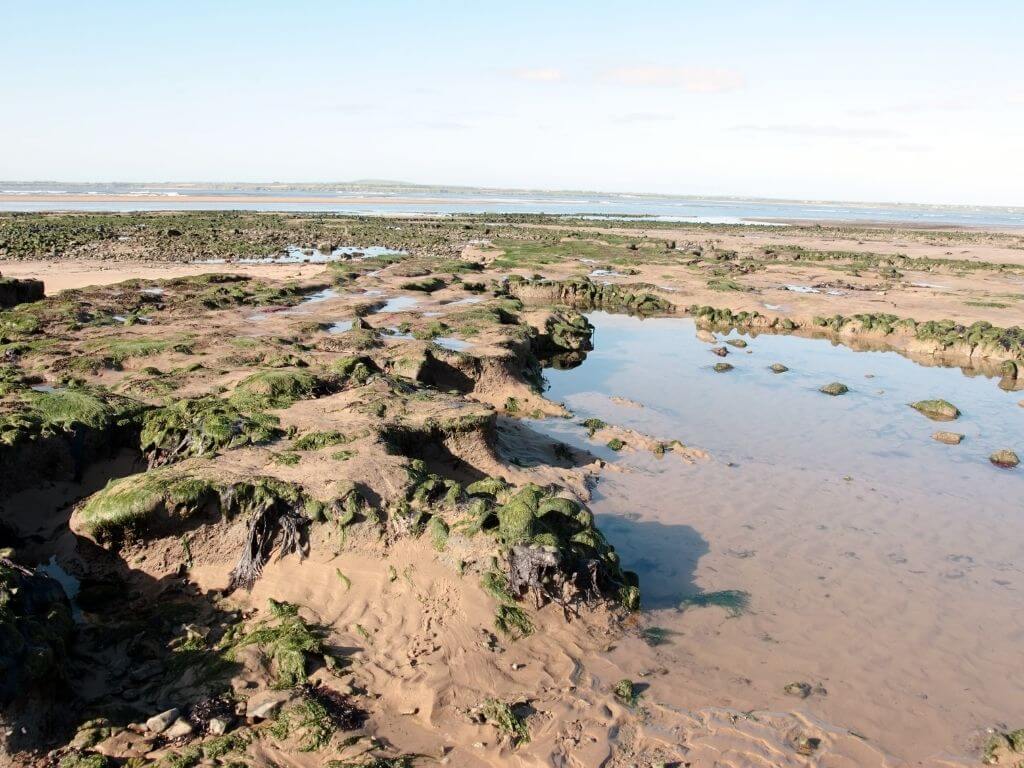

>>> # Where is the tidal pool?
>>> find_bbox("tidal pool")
[539,312,1024,763]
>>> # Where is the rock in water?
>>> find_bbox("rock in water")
[990,450,1020,468]
[725,338,748,348]
[819,382,849,396]
[910,399,960,420]
[932,431,964,445]
[710,346,729,357]
[769,363,789,373]
[714,362,733,373]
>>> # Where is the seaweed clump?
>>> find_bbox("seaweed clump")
[235,600,342,688]
[140,395,283,467]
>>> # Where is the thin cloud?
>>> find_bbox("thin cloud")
[610,112,678,124]
[848,99,972,117]
[732,123,903,139]
[510,67,564,83]
[602,66,744,93]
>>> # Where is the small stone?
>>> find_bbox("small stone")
[819,382,849,396]
[511,663,525,671]
[769,363,789,373]
[710,346,729,357]
[713,362,733,373]
[163,719,194,739]
[725,338,748,348]
[145,708,180,734]
[783,682,812,698]
[932,431,963,445]
[207,718,228,736]
[990,449,1020,469]
[399,706,419,716]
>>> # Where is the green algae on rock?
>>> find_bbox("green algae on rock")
[819,382,849,396]
[141,396,282,467]
[228,369,326,410]
[910,399,960,420]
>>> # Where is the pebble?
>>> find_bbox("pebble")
[207,718,229,736]
[163,719,194,739]
[145,708,180,734]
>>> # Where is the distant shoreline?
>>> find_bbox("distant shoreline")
[0,193,485,205]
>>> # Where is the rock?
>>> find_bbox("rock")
[990,450,1020,469]
[245,690,292,720]
[932,431,964,445]
[725,338,748,348]
[207,718,229,736]
[783,682,812,698]
[129,660,163,682]
[710,346,729,357]
[910,399,960,420]
[713,362,733,373]
[145,708,180,734]
[696,330,716,343]
[819,382,849,396]
[163,718,194,739]
[769,363,789,373]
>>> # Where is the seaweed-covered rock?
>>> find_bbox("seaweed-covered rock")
[509,277,673,316]
[819,382,849,396]
[910,399,960,421]
[228,369,325,410]
[990,449,1020,469]
[140,396,282,467]
[0,386,147,494]
[713,362,733,373]
[474,483,637,610]
[76,468,219,540]
[535,310,594,368]
[770,363,789,373]
[0,558,74,705]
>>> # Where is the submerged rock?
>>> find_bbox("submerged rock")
[990,449,1020,468]
[710,346,729,357]
[769,363,789,373]
[725,338,748,348]
[910,399,961,421]
[819,382,849,396]
[932,431,964,445]
[713,362,733,373]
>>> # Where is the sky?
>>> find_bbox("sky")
[1,1,1022,206]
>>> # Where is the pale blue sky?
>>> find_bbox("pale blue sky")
[2,1,1021,205]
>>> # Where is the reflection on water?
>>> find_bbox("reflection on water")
[373,296,420,313]
[199,245,404,264]
[434,337,471,352]
[538,312,1024,763]
[38,556,82,622]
